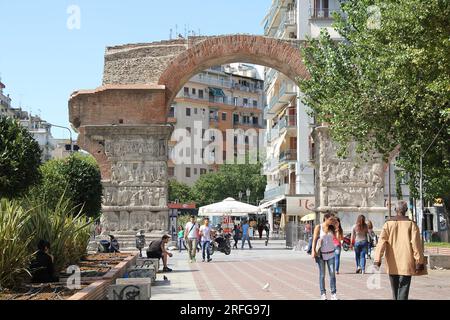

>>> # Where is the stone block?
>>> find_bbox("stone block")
[127,267,156,280]
[136,258,159,271]
[116,278,151,297]
[107,283,151,300]
[428,255,450,269]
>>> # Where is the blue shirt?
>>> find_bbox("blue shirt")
[242,224,249,236]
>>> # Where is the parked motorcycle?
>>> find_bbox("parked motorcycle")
[210,233,231,255]
[98,235,120,253]
[342,233,352,251]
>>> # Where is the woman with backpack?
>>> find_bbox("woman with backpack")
[350,214,370,274]
[311,212,338,300]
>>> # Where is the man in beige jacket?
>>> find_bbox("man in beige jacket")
[374,200,426,300]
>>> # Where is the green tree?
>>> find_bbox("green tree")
[192,163,266,207]
[0,116,42,198]
[299,0,450,209]
[30,152,102,218]
[168,179,194,203]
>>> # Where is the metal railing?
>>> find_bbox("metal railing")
[263,0,281,35]
[275,10,298,38]
[310,8,341,19]
[279,149,297,162]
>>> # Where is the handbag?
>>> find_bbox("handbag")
[315,238,322,256]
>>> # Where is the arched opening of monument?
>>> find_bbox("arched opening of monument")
[166,60,311,233]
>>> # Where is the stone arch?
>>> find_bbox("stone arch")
[158,35,308,109]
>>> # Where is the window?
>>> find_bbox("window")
[186,108,191,116]
[202,129,206,137]
[186,167,191,177]
[184,87,189,96]
[186,127,191,134]
[194,168,198,175]
[168,167,174,177]
[233,114,239,124]
[169,106,175,117]
[199,90,204,99]
[201,148,205,158]
[233,97,238,106]
[253,117,259,125]
[192,88,196,95]
[200,168,207,175]
[243,98,248,106]
[253,100,258,107]
[186,147,191,157]
[222,112,227,121]
[194,108,198,115]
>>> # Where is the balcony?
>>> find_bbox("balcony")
[263,158,280,174]
[309,8,341,19]
[274,10,297,39]
[264,68,278,90]
[264,184,290,201]
[279,115,297,131]
[279,149,297,162]
[263,0,281,36]
[190,74,232,88]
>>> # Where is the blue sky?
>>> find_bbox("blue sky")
[0,0,271,138]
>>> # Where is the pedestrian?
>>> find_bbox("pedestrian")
[311,212,338,300]
[184,215,199,263]
[258,222,264,239]
[350,214,370,274]
[374,200,426,300]
[177,225,185,253]
[241,220,253,249]
[333,218,344,275]
[304,222,312,241]
[232,224,241,249]
[367,220,377,260]
[199,218,213,262]
[264,221,270,239]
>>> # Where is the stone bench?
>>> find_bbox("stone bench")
[127,266,156,282]
[115,278,151,299]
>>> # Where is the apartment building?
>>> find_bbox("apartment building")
[260,0,343,230]
[261,0,410,232]
[0,80,55,162]
[169,64,265,186]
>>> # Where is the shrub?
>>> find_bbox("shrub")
[30,152,102,218]
[0,116,42,198]
[0,199,34,289]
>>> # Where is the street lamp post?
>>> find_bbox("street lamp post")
[238,191,243,202]
[246,188,251,204]
[49,123,73,152]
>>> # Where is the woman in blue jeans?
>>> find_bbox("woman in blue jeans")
[312,212,338,300]
[333,218,344,274]
[350,215,370,274]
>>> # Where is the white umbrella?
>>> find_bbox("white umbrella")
[198,197,260,217]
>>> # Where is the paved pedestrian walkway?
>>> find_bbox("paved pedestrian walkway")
[150,240,450,300]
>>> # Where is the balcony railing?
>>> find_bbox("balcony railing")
[279,149,297,162]
[279,115,297,130]
[310,8,341,19]
[263,0,281,35]
[275,10,297,38]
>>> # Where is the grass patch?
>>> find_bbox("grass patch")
[425,242,450,248]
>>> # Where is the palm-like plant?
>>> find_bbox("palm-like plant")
[0,199,34,290]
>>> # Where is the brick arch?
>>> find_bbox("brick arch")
[158,35,309,109]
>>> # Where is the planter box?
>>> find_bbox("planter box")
[67,254,138,300]
[428,255,450,269]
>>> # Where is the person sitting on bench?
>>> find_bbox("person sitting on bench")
[146,234,173,272]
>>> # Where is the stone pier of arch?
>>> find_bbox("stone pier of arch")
[68,35,388,242]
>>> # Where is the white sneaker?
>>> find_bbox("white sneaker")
[331,293,338,300]
[321,294,327,300]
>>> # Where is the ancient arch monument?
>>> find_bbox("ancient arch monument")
[68,35,387,236]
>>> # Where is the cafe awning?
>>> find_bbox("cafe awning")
[208,87,225,97]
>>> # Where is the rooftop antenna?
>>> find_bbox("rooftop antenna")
[175,24,178,38]
[169,28,173,40]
